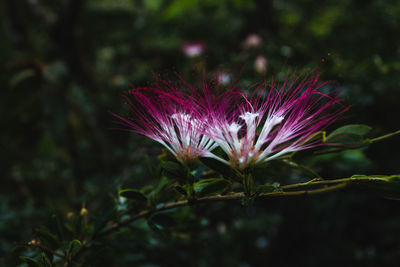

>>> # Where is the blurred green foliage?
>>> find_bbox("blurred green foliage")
[1,0,400,266]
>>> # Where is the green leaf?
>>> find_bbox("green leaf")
[10,69,36,88]
[92,203,117,236]
[19,256,43,267]
[200,157,240,181]
[51,214,65,242]
[40,253,53,267]
[303,131,326,144]
[193,164,205,178]
[151,176,180,204]
[350,174,368,179]
[174,185,188,196]
[313,125,371,153]
[327,133,364,145]
[147,220,165,237]
[140,184,154,194]
[160,161,187,181]
[282,159,321,178]
[387,175,400,182]
[145,155,158,179]
[67,240,82,256]
[35,228,59,249]
[328,124,372,138]
[149,213,176,228]
[256,183,280,194]
[351,175,400,200]
[157,149,177,162]
[326,124,371,145]
[193,178,231,197]
[119,189,148,203]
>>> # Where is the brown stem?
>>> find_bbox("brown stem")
[23,242,78,265]
[75,175,399,261]
[97,182,347,238]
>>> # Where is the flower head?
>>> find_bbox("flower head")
[113,83,217,163]
[205,72,348,170]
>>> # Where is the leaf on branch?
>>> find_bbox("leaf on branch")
[51,214,65,242]
[35,228,59,249]
[174,185,188,196]
[199,157,240,181]
[157,148,177,162]
[67,240,82,256]
[19,256,43,267]
[326,124,371,145]
[312,124,372,154]
[40,252,52,267]
[140,185,154,195]
[144,155,158,179]
[92,203,117,236]
[304,130,327,144]
[118,189,148,204]
[148,213,176,228]
[146,213,176,238]
[160,161,188,182]
[193,164,205,178]
[350,175,400,200]
[282,159,321,178]
[151,176,180,204]
[328,124,372,138]
[193,178,231,197]
[255,182,281,195]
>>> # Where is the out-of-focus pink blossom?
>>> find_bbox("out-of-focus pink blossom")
[254,55,268,74]
[242,33,263,49]
[182,42,204,58]
[217,72,231,85]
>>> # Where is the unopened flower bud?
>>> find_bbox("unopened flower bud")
[28,239,40,245]
[80,207,88,216]
[66,212,74,219]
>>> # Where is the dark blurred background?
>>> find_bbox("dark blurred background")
[1,0,400,266]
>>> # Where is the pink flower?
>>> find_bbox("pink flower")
[205,72,348,170]
[217,71,232,85]
[113,84,217,163]
[254,55,268,74]
[182,42,204,58]
[242,33,263,49]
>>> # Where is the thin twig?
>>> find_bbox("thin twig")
[76,174,399,261]
[97,183,348,238]
[368,129,400,143]
[22,242,79,265]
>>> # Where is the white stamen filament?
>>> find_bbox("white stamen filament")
[254,115,284,152]
[162,112,218,159]
[227,122,242,156]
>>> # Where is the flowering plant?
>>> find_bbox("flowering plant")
[18,72,400,266]
[115,72,348,173]
[111,72,355,196]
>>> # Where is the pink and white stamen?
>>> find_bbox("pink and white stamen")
[206,72,348,170]
[113,85,218,163]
